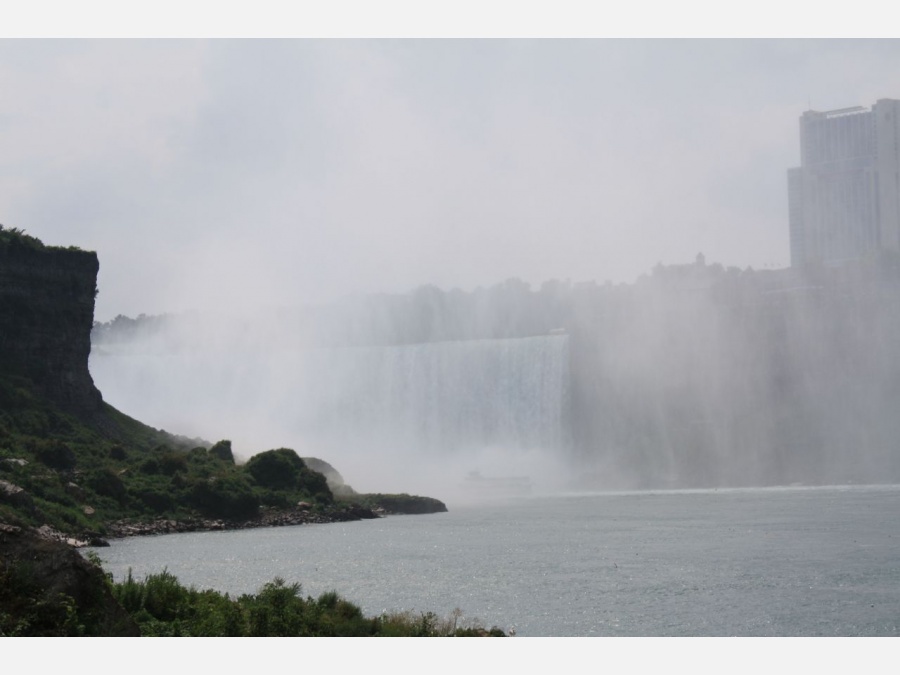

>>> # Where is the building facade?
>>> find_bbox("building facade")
[788,98,900,267]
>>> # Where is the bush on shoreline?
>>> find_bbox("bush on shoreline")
[110,567,505,637]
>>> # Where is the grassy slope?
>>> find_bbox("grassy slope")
[0,372,338,538]
[0,365,446,539]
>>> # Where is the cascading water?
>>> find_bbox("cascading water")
[293,335,571,455]
[89,334,572,494]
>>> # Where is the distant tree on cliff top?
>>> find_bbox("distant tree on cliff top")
[0,224,45,249]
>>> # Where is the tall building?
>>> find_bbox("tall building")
[788,98,900,267]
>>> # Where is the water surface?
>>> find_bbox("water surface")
[90,485,900,636]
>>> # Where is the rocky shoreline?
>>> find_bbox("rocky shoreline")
[99,502,384,543]
[11,504,382,549]
[32,495,447,549]
[18,504,388,549]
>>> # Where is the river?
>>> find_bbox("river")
[88,484,900,636]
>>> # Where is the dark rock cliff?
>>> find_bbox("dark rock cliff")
[0,233,103,415]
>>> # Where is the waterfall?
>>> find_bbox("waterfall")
[295,335,571,455]
[89,335,571,462]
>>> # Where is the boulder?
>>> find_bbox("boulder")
[0,523,140,635]
[0,479,34,512]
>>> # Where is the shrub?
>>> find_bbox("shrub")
[209,440,235,464]
[242,578,308,637]
[245,448,305,490]
[138,458,160,475]
[187,475,259,520]
[35,441,76,471]
[141,570,191,622]
[108,569,507,637]
[134,488,174,512]
[85,468,126,504]
[158,452,187,477]
[245,448,332,502]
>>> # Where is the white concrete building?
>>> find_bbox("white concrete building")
[788,98,900,267]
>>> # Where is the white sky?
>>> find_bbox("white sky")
[2,20,899,321]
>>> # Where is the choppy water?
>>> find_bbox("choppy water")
[88,485,900,636]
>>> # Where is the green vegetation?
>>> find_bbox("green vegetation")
[0,373,343,538]
[246,448,332,506]
[109,568,504,637]
[1,541,504,636]
[0,223,86,253]
[1,557,90,636]
[0,372,446,538]
[0,536,138,637]
[341,492,448,515]
[0,224,46,251]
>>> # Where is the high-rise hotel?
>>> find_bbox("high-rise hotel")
[788,98,900,267]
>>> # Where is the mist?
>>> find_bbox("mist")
[10,39,900,322]
[5,39,900,500]
[89,304,575,501]
[89,258,900,502]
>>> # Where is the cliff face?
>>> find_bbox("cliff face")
[0,234,103,414]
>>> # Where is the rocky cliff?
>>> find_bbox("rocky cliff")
[0,228,102,415]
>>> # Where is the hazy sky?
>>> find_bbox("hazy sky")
[3,39,900,321]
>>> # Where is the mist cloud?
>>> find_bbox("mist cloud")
[3,39,900,321]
